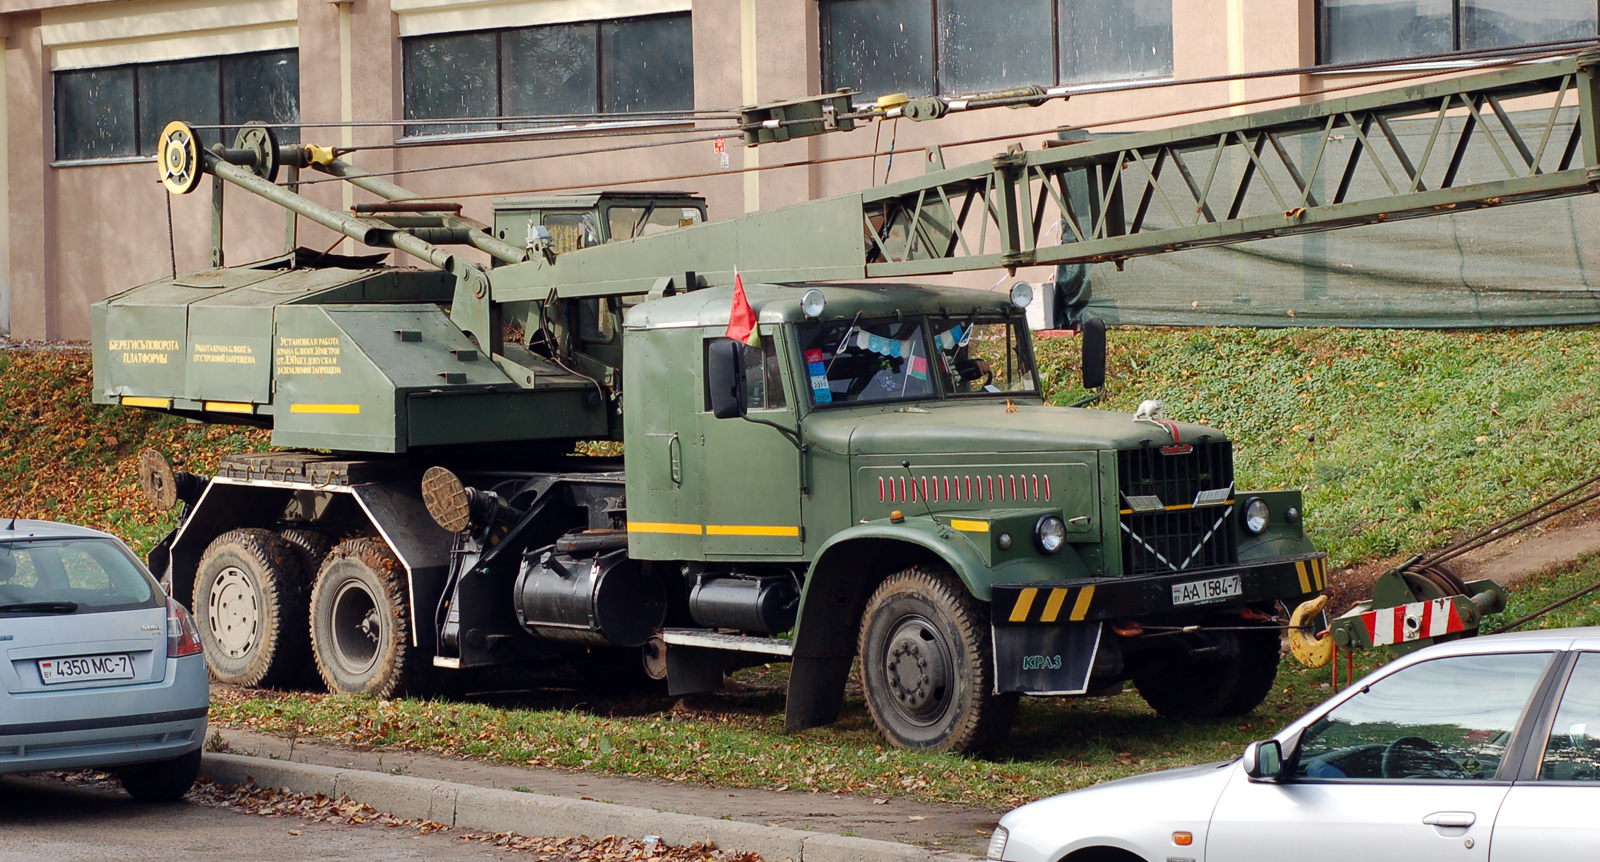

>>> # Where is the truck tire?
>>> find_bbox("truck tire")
[1131,627,1281,719]
[279,527,335,578]
[193,528,309,689]
[310,537,432,698]
[857,566,1017,753]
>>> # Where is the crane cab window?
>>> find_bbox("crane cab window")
[606,205,703,241]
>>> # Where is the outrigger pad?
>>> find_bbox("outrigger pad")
[993,621,1103,695]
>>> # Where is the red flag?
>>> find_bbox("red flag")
[725,270,760,347]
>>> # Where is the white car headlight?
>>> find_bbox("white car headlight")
[1244,497,1270,534]
[987,826,1009,860]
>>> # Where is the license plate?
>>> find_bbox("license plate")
[38,654,135,684]
[1171,575,1242,607]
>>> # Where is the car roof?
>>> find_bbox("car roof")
[1412,626,1600,654]
[0,519,122,542]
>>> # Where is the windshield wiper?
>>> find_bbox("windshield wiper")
[0,601,79,614]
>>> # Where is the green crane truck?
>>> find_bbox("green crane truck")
[94,51,1595,751]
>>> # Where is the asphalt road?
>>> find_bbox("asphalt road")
[0,774,507,861]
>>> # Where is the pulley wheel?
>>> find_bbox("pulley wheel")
[158,121,203,195]
[234,122,280,183]
[138,448,180,511]
[1401,562,1469,601]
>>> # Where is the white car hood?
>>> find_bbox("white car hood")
[998,761,1237,862]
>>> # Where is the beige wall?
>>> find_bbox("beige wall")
[0,0,1481,339]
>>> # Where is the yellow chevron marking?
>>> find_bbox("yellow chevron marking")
[120,396,171,409]
[1009,588,1039,623]
[627,522,703,535]
[1040,588,1069,622]
[706,524,800,537]
[949,519,990,533]
[290,403,361,414]
[1070,585,1096,621]
[1296,561,1312,594]
[1314,557,1325,591]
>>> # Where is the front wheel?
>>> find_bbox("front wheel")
[857,566,1016,753]
[309,538,433,698]
[1131,627,1281,719]
[117,748,201,802]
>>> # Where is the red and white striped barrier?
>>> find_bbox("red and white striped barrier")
[1361,597,1466,646]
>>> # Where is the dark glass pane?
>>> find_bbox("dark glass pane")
[403,32,499,135]
[824,0,934,100]
[938,0,1053,92]
[55,67,137,160]
[1059,0,1173,85]
[1462,0,1597,51]
[223,50,300,143]
[503,23,599,119]
[1319,0,1453,64]
[137,58,221,155]
[601,13,695,113]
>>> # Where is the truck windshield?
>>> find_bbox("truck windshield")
[0,538,163,616]
[929,317,1039,396]
[797,314,1038,407]
[799,318,937,405]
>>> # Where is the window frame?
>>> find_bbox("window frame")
[1314,0,1600,68]
[53,49,300,166]
[1283,649,1567,785]
[819,0,1174,102]
[399,11,695,141]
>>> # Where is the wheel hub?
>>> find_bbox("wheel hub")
[883,617,951,724]
[330,580,382,675]
[208,567,259,659]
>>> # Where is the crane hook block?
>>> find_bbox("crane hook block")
[157,121,203,195]
[1288,594,1335,669]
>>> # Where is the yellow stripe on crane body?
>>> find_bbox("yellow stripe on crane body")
[120,396,171,409]
[1009,588,1039,623]
[705,524,801,537]
[290,403,361,415]
[1003,584,1099,624]
[627,522,704,535]
[204,401,254,414]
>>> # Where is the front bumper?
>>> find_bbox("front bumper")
[991,551,1329,626]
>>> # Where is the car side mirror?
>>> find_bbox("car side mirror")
[706,340,748,420]
[1080,317,1106,391]
[1242,739,1285,782]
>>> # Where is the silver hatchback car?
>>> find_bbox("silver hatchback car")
[993,626,1600,862]
[0,519,208,801]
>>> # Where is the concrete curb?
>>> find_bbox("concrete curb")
[201,752,979,862]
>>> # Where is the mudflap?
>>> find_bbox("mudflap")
[993,621,1103,695]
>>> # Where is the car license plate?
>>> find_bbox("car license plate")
[1171,575,1242,607]
[38,654,135,685]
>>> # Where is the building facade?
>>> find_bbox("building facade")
[2,0,1594,339]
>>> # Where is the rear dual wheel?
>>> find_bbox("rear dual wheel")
[309,537,434,698]
[193,529,308,688]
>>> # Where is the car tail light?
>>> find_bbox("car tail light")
[167,598,204,658]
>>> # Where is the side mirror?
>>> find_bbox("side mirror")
[1080,317,1106,391]
[1242,740,1285,782]
[706,340,748,420]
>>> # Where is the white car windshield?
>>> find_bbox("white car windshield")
[0,538,162,616]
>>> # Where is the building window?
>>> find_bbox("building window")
[1319,0,1599,65]
[402,12,695,137]
[54,50,299,163]
[822,0,1172,100]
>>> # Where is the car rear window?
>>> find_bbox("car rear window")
[0,538,163,616]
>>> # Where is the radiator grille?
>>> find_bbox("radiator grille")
[1117,441,1238,577]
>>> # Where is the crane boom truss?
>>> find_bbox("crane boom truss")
[488,52,1600,301]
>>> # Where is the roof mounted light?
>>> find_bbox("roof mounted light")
[801,288,827,319]
[1010,281,1034,310]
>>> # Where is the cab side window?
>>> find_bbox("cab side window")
[704,337,787,412]
[1541,652,1600,781]
[1293,652,1552,781]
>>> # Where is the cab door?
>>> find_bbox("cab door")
[1206,650,1558,862]
[696,328,803,557]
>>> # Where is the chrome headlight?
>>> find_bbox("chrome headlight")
[1035,515,1067,553]
[987,826,1009,860]
[1244,497,1270,534]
